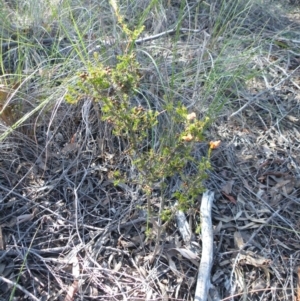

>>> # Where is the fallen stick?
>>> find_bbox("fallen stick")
[195,190,214,301]
[175,208,191,245]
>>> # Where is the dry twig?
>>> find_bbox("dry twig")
[0,275,39,301]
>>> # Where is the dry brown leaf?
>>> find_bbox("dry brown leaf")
[0,87,10,104]
[173,248,199,261]
[138,266,147,278]
[233,266,245,293]
[64,280,78,301]
[221,180,235,194]
[234,231,244,250]
[214,221,223,234]
[271,179,291,190]
[119,239,135,248]
[166,253,181,277]
[221,191,236,204]
[0,82,21,125]
[251,279,266,291]
[157,281,168,301]
[274,239,292,250]
[239,250,270,267]
[61,143,80,155]
[175,277,183,299]
[108,253,114,268]
[64,256,79,301]
[212,270,224,283]
[16,214,34,225]
[130,234,144,246]
[113,261,122,272]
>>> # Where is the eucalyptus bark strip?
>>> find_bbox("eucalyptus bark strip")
[195,190,214,301]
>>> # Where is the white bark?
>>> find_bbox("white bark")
[175,209,191,245]
[194,190,214,301]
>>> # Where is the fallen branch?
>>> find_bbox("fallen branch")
[195,190,214,301]
[175,209,191,245]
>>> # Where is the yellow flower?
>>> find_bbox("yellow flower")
[182,133,194,142]
[186,112,196,121]
[209,140,221,149]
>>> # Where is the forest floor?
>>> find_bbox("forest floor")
[1,0,300,300]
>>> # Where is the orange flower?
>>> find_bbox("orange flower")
[182,133,194,142]
[186,112,196,121]
[209,140,221,149]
